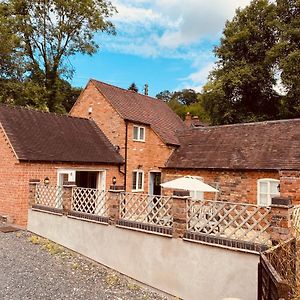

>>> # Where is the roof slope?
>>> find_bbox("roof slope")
[91,79,186,145]
[166,119,300,170]
[0,105,123,164]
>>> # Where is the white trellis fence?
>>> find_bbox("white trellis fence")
[119,192,173,227]
[187,199,272,246]
[71,187,109,217]
[35,184,64,210]
[293,205,300,231]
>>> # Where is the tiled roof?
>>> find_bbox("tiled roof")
[0,105,123,164]
[166,119,300,170]
[91,79,186,145]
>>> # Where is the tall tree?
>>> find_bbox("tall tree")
[156,89,210,122]
[203,0,280,124]
[0,0,116,112]
[173,89,198,106]
[273,0,300,117]
[128,82,139,92]
[156,90,173,102]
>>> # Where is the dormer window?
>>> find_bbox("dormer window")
[133,125,145,142]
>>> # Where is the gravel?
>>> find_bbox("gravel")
[0,230,168,300]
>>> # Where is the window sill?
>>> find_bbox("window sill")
[132,189,144,193]
[132,139,145,143]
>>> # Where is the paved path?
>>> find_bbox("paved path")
[0,230,167,300]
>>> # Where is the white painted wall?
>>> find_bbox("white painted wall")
[28,210,259,300]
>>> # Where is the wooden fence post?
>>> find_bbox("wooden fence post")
[62,181,76,215]
[270,197,294,245]
[28,179,40,207]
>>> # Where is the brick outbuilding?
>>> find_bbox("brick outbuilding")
[0,105,124,226]
[164,119,300,205]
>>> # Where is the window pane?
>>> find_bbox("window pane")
[133,127,139,140]
[259,194,268,206]
[132,172,137,190]
[270,181,279,194]
[139,127,145,140]
[138,172,143,190]
[260,182,268,193]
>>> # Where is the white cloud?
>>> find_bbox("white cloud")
[186,62,216,91]
[155,0,250,48]
[103,0,251,89]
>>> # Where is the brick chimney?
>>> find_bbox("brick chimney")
[185,112,192,127]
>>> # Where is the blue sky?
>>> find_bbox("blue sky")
[70,0,251,97]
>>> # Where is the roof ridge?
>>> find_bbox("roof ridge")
[90,78,160,102]
[0,104,90,121]
[189,118,300,130]
[90,78,186,129]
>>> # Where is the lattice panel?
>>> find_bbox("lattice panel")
[293,205,300,230]
[119,193,173,227]
[187,200,271,245]
[261,237,300,300]
[72,187,108,216]
[36,184,63,209]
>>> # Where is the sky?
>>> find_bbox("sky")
[70,0,251,97]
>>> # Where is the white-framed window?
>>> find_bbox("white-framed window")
[257,178,280,206]
[132,170,144,192]
[133,125,145,142]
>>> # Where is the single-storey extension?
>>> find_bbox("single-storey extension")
[0,105,123,226]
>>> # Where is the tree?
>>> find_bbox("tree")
[156,88,210,122]
[128,82,139,92]
[173,89,198,106]
[0,0,116,112]
[273,0,300,117]
[202,0,300,124]
[156,90,173,102]
[203,0,280,125]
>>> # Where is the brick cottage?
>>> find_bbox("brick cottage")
[70,80,300,207]
[0,105,123,226]
[70,79,186,195]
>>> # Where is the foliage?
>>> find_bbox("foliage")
[202,0,300,125]
[273,0,300,117]
[156,89,210,123]
[0,0,116,112]
[128,82,139,92]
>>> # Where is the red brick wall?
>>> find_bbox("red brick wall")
[70,81,126,155]
[126,123,174,193]
[70,81,175,193]
[280,170,300,204]
[0,126,122,227]
[162,169,280,204]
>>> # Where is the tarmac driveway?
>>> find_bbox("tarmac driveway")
[0,230,167,300]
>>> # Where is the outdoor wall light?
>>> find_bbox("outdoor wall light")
[44,177,50,185]
[112,176,117,186]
